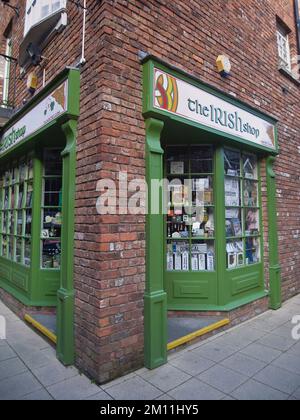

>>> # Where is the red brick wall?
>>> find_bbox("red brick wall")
[0,0,299,384]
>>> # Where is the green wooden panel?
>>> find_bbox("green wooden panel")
[231,269,261,296]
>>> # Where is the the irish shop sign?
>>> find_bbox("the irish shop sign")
[153,68,276,151]
[0,80,68,155]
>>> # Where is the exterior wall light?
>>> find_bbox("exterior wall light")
[216,55,232,77]
[27,72,38,95]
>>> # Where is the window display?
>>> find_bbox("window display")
[165,145,215,272]
[224,150,261,269]
[41,149,63,269]
[0,155,33,266]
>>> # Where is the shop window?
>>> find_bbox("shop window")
[0,156,34,266]
[166,146,215,272]
[24,0,67,36]
[277,22,292,72]
[41,149,62,270]
[224,149,261,270]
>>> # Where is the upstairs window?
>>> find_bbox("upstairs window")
[24,0,67,36]
[277,23,292,72]
[2,38,12,107]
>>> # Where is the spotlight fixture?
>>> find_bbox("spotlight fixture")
[216,55,232,78]
[27,72,38,95]
[26,43,42,66]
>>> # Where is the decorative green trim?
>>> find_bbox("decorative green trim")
[144,117,168,370]
[215,146,226,306]
[56,119,78,366]
[167,290,269,312]
[0,278,57,307]
[30,152,42,301]
[142,58,278,155]
[0,68,80,160]
[266,156,281,310]
[0,68,80,132]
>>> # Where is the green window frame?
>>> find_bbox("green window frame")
[224,148,262,270]
[164,145,263,275]
[41,148,63,270]
[0,155,34,266]
[165,145,216,273]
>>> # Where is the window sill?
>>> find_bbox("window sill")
[19,10,67,68]
[278,66,300,87]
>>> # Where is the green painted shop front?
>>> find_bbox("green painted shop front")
[0,68,80,365]
[142,57,282,369]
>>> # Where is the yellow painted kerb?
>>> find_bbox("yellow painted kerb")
[167,318,230,351]
[24,314,57,345]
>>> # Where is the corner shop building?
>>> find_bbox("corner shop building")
[0,56,283,380]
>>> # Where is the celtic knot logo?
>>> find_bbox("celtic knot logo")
[155,72,179,113]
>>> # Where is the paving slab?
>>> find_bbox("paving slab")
[291,387,300,400]
[137,364,191,393]
[84,391,113,400]
[287,341,300,356]
[191,342,238,363]
[168,378,226,400]
[257,333,295,352]
[231,379,289,401]
[155,394,175,400]
[0,371,42,400]
[271,353,300,376]
[105,376,163,401]
[169,351,215,376]
[47,374,101,400]
[0,357,28,381]
[254,365,300,395]
[240,343,282,363]
[198,364,248,394]
[0,343,16,362]
[15,347,57,370]
[21,389,54,400]
[221,352,266,377]
[32,361,79,387]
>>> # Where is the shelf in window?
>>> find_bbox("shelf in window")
[41,236,61,240]
[244,177,258,182]
[191,237,215,241]
[226,236,244,240]
[225,174,242,179]
[192,203,215,207]
[190,173,214,177]
[166,173,189,178]
[167,237,190,241]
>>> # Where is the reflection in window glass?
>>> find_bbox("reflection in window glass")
[224,149,240,177]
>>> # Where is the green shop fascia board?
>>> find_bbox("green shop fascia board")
[0,67,80,161]
[141,55,279,156]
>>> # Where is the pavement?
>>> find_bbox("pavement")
[0,295,300,400]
